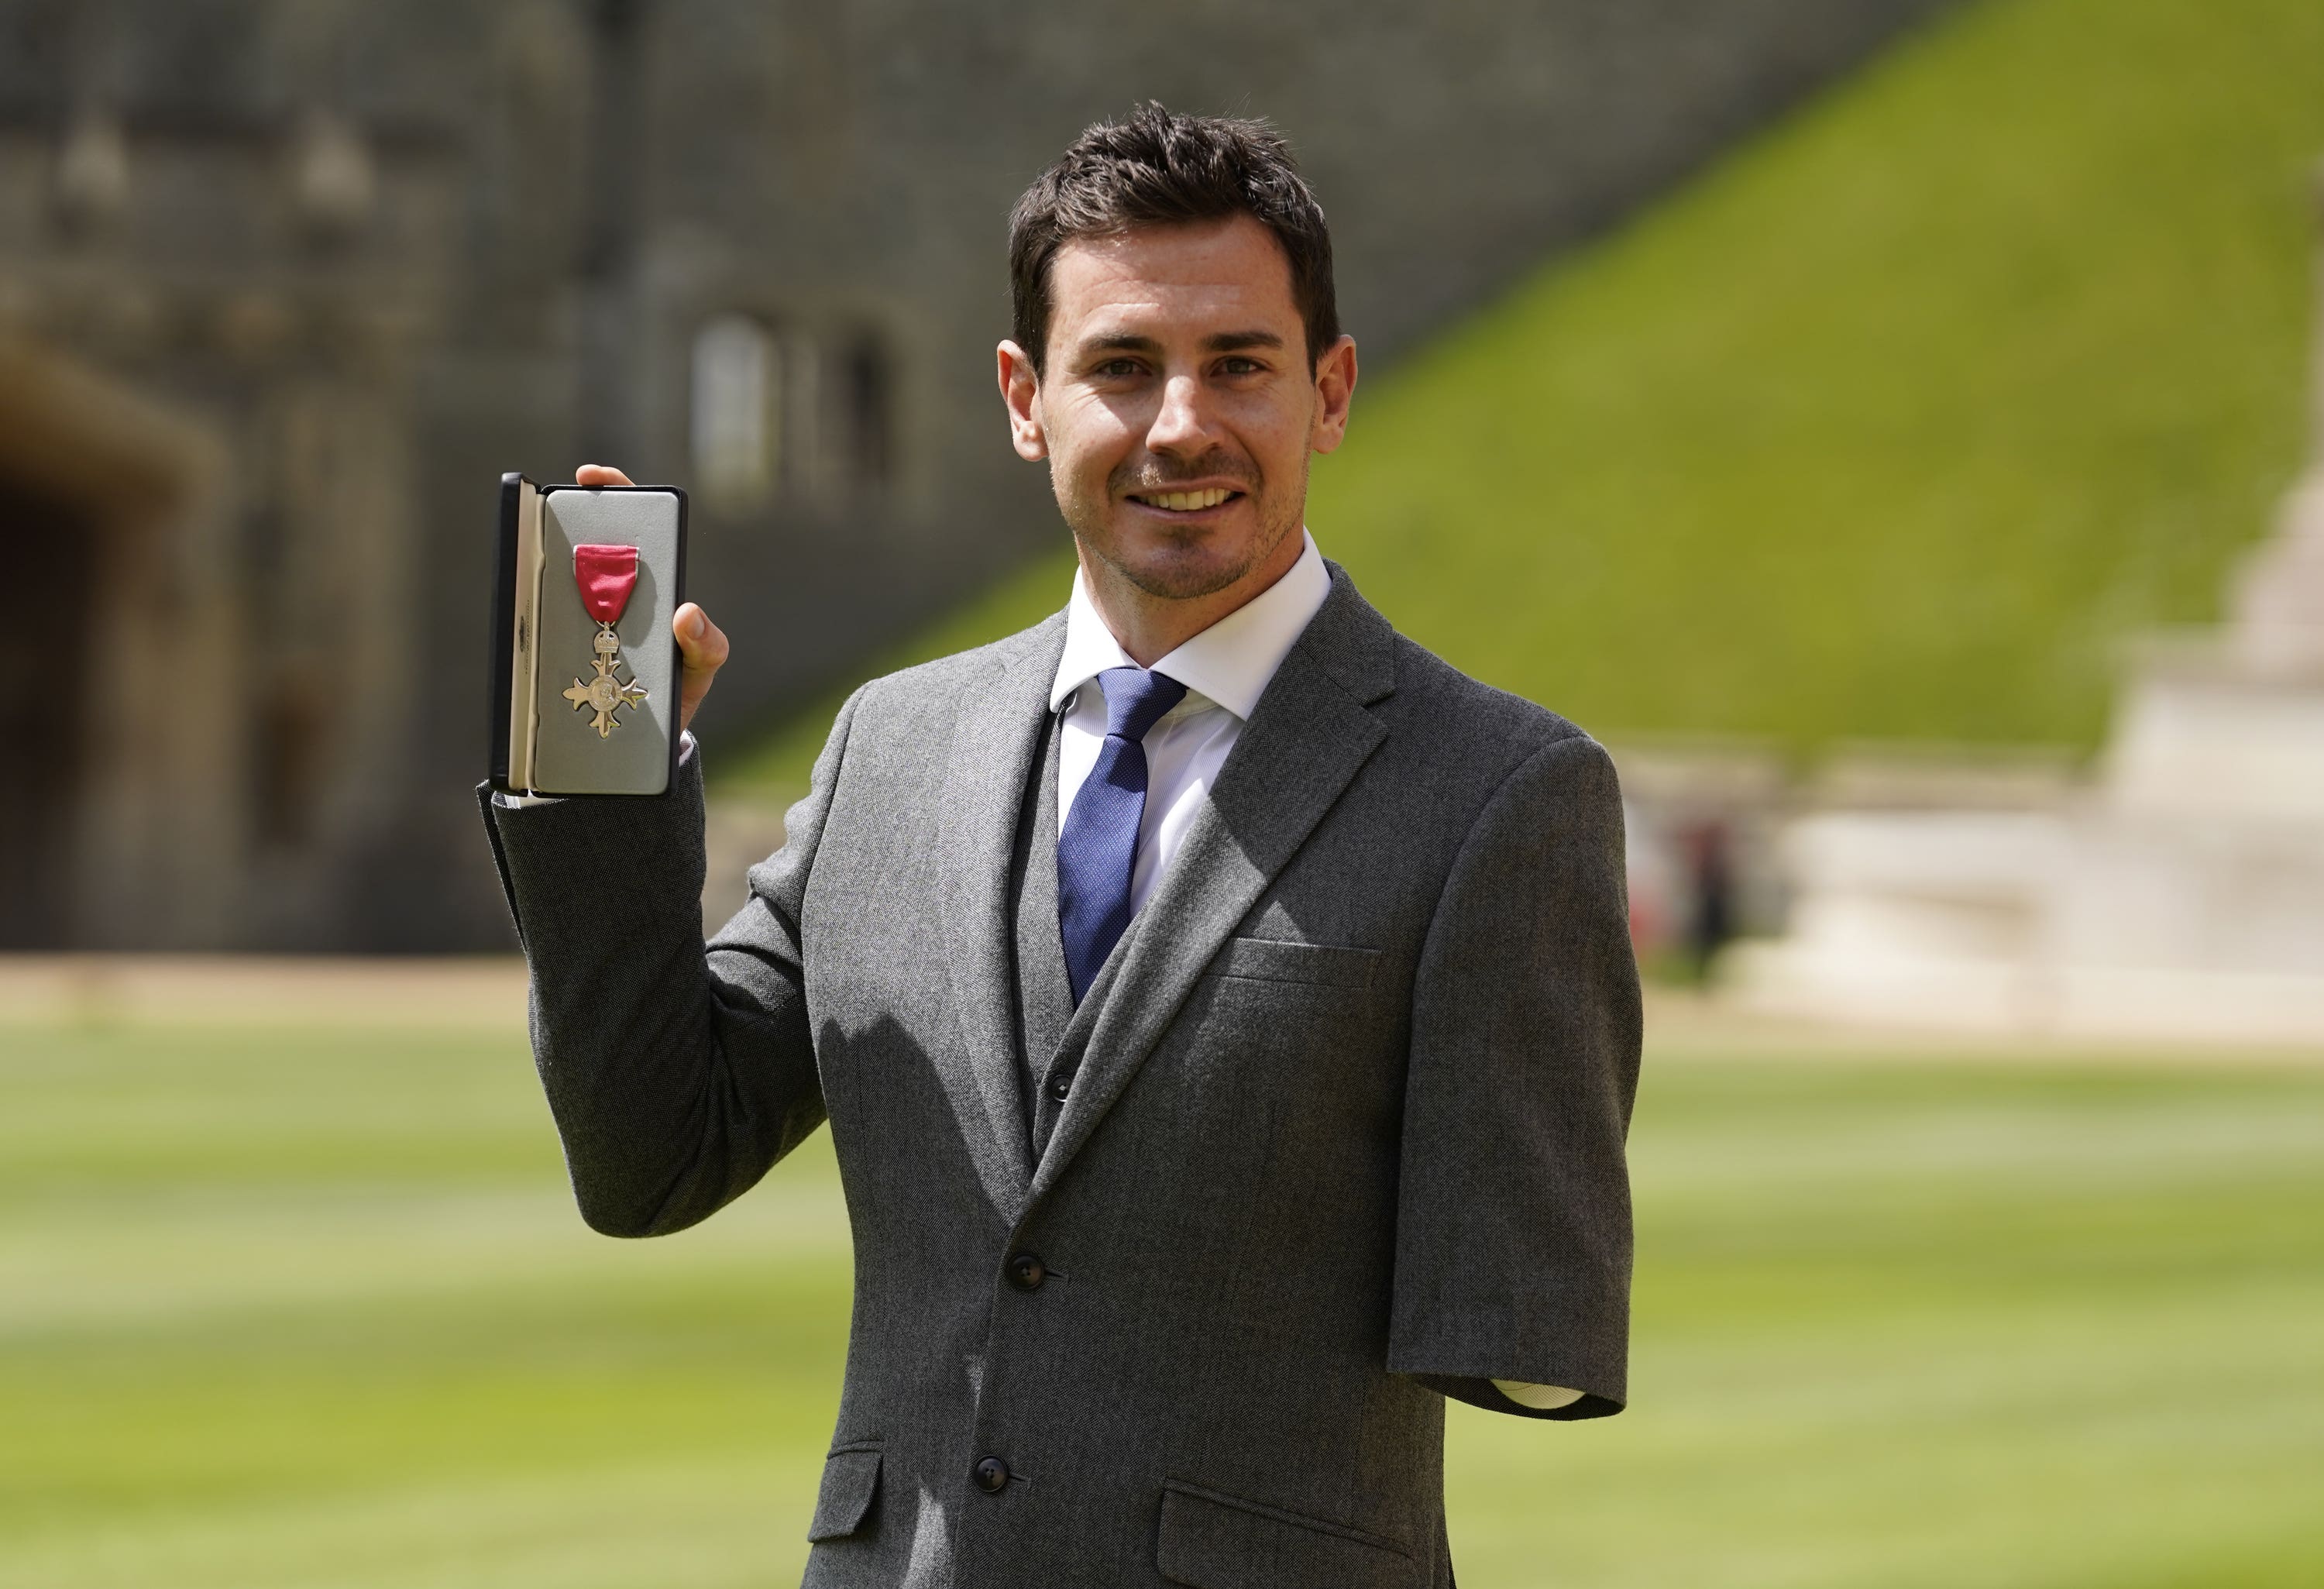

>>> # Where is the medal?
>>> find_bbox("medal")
[562,543,650,738]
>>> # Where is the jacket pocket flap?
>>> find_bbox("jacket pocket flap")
[806,1447,882,1543]
[1157,1480,1418,1589]
[1207,937,1381,989]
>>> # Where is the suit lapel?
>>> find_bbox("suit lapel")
[937,615,1066,1215]
[1026,568,1397,1209]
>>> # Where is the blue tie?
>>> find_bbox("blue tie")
[1057,666,1188,1004]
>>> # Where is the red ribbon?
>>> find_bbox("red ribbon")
[573,544,640,624]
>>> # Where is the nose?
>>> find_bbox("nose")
[1144,372,1219,459]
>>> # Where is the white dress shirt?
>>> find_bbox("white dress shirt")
[1048,530,1581,1415]
[1050,530,1332,910]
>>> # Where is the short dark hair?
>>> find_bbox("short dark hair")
[1008,103,1339,375]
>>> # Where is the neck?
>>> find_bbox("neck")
[1077,526,1306,669]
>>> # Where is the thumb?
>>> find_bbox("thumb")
[672,604,728,732]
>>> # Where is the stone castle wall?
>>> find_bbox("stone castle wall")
[0,0,1956,949]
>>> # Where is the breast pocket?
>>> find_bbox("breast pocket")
[1174,936,1401,1161]
[1204,936,1381,991]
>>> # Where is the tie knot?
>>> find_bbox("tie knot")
[1095,666,1187,743]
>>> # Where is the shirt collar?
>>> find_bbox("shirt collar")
[1048,529,1330,721]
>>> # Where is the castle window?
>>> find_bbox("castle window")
[840,330,891,491]
[690,313,781,510]
[692,315,893,509]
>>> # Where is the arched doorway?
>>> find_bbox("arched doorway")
[0,336,225,948]
[0,476,99,946]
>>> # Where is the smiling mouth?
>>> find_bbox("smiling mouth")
[1126,487,1243,514]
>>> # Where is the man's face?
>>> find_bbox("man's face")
[1000,215,1356,602]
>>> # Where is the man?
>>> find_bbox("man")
[480,104,1640,1587]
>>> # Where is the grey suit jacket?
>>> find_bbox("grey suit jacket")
[477,565,1642,1589]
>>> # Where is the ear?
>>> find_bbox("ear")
[1308,334,1359,456]
[997,339,1048,462]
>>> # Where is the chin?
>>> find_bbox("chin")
[1114,546,1248,602]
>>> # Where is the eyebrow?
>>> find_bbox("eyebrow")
[1080,328,1287,357]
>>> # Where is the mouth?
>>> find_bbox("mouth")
[1124,485,1245,517]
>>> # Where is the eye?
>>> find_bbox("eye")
[1218,356,1265,376]
[1093,358,1145,378]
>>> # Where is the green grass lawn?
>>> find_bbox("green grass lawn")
[720,0,2324,796]
[2,1020,2319,1587]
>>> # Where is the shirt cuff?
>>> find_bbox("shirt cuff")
[1492,1380,1585,1411]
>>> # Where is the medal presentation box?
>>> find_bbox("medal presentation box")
[490,474,686,796]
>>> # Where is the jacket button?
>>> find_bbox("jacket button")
[1007,1252,1046,1291]
[1047,1068,1074,1102]
[972,1456,1009,1493]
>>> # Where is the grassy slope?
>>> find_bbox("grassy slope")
[719,0,2324,796]
[3,1021,2322,1587]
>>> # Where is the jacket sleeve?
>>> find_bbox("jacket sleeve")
[475,686,867,1237]
[1387,731,1643,1419]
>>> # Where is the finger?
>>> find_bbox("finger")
[575,463,634,487]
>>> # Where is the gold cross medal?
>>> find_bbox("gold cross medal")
[563,543,649,737]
